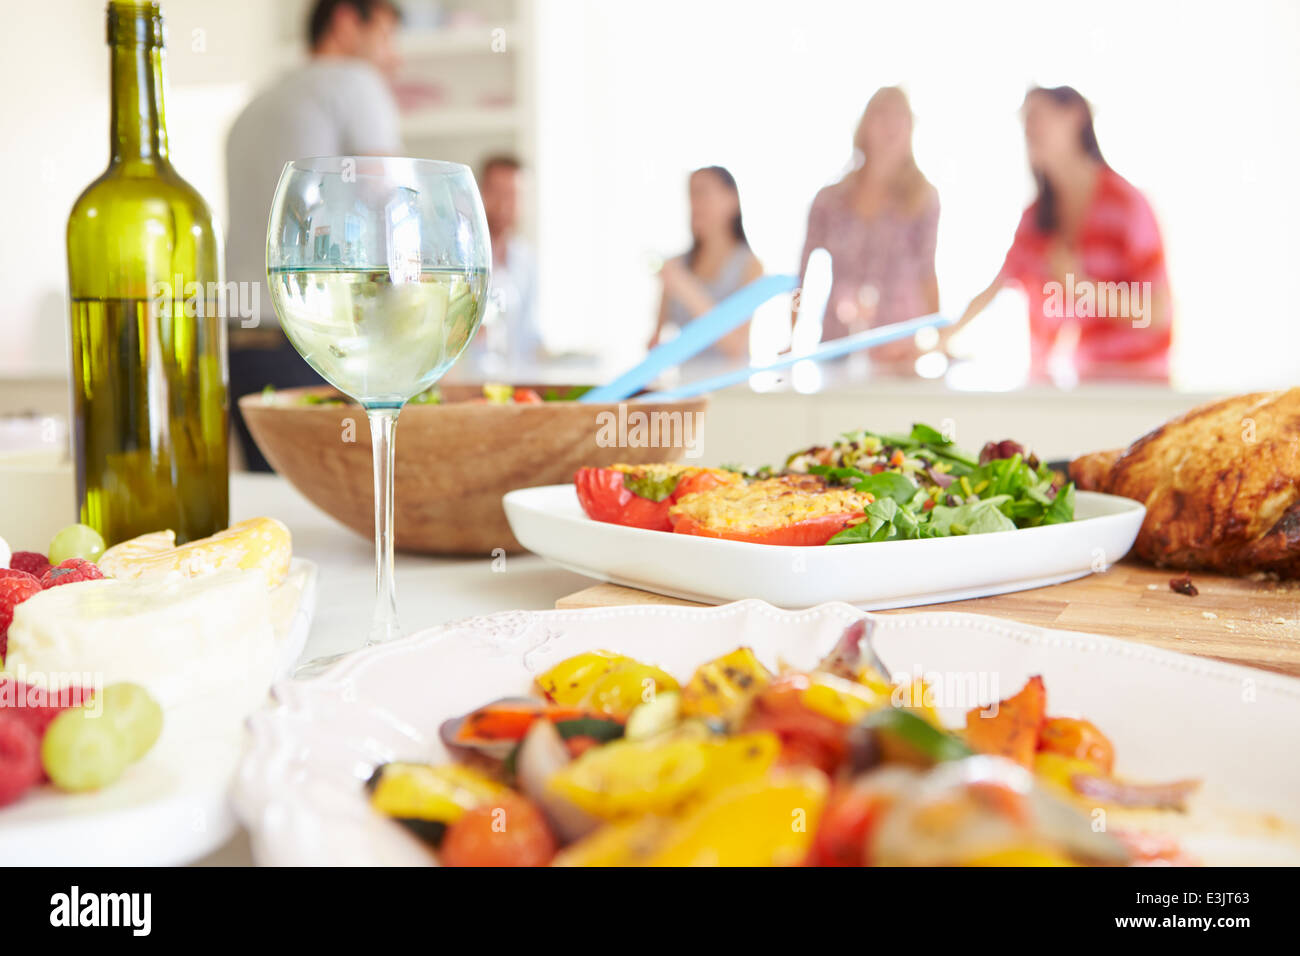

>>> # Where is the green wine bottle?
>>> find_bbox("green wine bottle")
[66,1,228,547]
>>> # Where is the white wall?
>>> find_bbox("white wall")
[533,0,1300,390]
[5,0,1299,393]
[0,0,277,376]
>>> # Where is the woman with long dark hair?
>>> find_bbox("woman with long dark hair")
[651,166,764,359]
[796,86,940,366]
[945,86,1173,381]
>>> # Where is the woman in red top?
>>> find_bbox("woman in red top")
[945,86,1172,381]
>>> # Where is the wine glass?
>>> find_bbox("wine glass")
[266,157,490,669]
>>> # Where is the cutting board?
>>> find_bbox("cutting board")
[556,560,1300,677]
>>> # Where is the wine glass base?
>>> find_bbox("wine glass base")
[292,649,357,680]
[290,625,406,680]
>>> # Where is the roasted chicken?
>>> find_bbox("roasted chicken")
[1070,389,1300,577]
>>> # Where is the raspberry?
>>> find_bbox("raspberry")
[39,558,104,590]
[0,713,42,806]
[0,678,92,738]
[0,570,44,661]
[9,551,52,580]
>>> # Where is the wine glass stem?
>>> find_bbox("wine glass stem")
[366,405,401,645]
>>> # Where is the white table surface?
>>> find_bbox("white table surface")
[196,472,592,865]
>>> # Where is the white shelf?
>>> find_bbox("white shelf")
[401,106,521,138]
[399,22,525,58]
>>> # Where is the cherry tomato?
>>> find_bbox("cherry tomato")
[745,676,849,773]
[439,793,557,867]
[806,783,890,867]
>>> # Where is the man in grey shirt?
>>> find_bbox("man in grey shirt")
[225,0,402,470]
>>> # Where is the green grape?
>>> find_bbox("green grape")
[41,706,131,792]
[99,683,163,763]
[48,523,106,565]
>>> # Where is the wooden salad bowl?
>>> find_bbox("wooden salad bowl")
[239,385,710,555]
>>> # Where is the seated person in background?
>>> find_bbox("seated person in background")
[651,166,763,360]
[944,86,1172,382]
[473,154,541,370]
[796,86,940,367]
[224,0,403,470]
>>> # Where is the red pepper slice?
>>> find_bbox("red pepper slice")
[455,702,588,743]
[574,467,732,532]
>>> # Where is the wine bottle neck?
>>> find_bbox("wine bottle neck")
[108,9,169,166]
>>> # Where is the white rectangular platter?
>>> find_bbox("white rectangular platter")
[503,485,1145,609]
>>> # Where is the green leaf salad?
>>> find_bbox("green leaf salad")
[779,424,1076,545]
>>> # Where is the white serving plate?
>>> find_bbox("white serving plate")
[235,601,1300,867]
[0,557,318,866]
[502,485,1146,608]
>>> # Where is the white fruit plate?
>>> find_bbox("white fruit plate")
[502,485,1146,608]
[235,601,1300,867]
[0,558,318,866]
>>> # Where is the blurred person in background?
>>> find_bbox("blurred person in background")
[944,86,1172,382]
[796,87,940,369]
[650,166,764,359]
[469,154,541,372]
[224,0,403,471]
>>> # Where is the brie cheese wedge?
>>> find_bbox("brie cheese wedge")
[3,570,277,721]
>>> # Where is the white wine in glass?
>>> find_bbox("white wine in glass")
[266,157,490,671]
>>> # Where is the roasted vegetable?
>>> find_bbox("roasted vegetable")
[534,651,678,719]
[667,475,871,546]
[535,651,633,706]
[583,661,679,719]
[679,647,771,724]
[624,690,682,740]
[1069,774,1200,811]
[806,781,894,867]
[365,762,505,846]
[513,718,601,843]
[1033,752,1199,812]
[645,769,829,866]
[868,757,1130,867]
[367,642,1202,867]
[451,699,587,744]
[816,618,891,683]
[547,731,779,819]
[439,792,557,867]
[574,465,735,532]
[745,676,854,773]
[963,675,1046,768]
[551,816,675,867]
[1037,716,1116,774]
[1032,751,1106,796]
[861,707,974,766]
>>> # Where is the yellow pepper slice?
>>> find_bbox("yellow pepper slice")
[535,650,635,706]
[797,671,890,725]
[680,647,772,723]
[647,769,829,867]
[548,736,709,817]
[1033,751,1105,798]
[551,817,675,867]
[547,731,779,819]
[583,662,680,719]
[367,762,504,827]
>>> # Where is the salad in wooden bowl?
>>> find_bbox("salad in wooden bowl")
[240,383,709,555]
